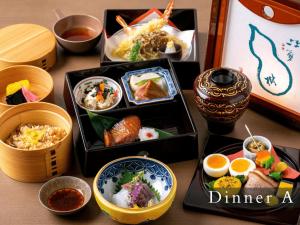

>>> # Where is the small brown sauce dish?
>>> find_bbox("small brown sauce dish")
[39,176,91,215]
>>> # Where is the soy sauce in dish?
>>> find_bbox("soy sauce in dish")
[61,27,97,41]
[48,188,84,211]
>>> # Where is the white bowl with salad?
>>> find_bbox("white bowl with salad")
[73,76,123,113]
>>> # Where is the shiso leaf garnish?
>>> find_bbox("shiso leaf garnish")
[87,111,118,140]
[115,171,136,194]
[155,128,174,139]
[236,175,246,184]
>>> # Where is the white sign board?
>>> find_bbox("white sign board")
[221,0,300,114]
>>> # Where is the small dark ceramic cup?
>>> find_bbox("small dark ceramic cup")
[53,14,102,53]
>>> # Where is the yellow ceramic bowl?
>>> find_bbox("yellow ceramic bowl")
[93,156,177,224]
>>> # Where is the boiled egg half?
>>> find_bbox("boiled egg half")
[203,154,230,178]
[229,158,256,177]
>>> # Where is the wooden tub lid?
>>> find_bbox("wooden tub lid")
[0,24,56,70]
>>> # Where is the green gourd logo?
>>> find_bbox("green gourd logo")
[248,24,292,96]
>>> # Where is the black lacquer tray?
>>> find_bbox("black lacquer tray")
[99,9,200,89]
[183,135,300,225]
[64,58,198,176]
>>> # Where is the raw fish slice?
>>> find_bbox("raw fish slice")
[104,115,141,147]
[22,87,38,102]
[134,80,168,100]
[129,182,154,208]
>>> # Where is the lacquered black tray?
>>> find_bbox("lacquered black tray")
[64,58,198,176]
[183,135,300,225]
[99,9,200,89]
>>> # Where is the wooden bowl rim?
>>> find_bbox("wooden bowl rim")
[0,102,72,152]
[0,65,54,107]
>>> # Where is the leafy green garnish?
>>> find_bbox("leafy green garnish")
[87,111,118,140]
[135,77,162,86]
[205,180,215,191]
[115,171,137,194]
[269,171,282,181]
[262,156,275,169]
[155,128,173,139]
[236,175,246,184]
[129,41,141,61]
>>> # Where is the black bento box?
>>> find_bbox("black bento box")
[64,58,198,176]
[99,9,200,90]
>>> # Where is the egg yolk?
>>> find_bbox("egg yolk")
[207,155,227,169]
[231,159,250,172]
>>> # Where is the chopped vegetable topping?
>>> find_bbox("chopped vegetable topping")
[129,41,141,61]
[255,150,274,169]
[235,175,246,184]
[135,77,162,86]
[274,162,288,173]
[99,82,105,92]
[269,171,282,181]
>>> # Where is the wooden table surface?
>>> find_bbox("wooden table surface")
[1,0,300,225]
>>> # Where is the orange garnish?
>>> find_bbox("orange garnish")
[255,150,272,167]
[99,82,105,92]
[114,89,118,97]
[96,92,104,101]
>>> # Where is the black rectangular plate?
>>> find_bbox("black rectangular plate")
[183,135,300,225]
[99,8,200,89]
[64,58,198,176]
